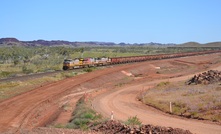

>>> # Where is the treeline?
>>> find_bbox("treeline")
[0,46,84,77]
[0,46,82,64]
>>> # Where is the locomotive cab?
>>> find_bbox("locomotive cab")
[63,59,73,70]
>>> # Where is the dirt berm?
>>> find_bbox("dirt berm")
[93,120,192,134]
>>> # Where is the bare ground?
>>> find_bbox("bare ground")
[0,53,221,134]
[91,54,221,134]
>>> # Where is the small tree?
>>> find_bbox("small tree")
[13,58,19,66]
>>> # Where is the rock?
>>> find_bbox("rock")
[186,70,221,85]
[92,120,192,134]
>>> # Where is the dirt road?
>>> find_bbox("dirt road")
[0,53,221,133]
[92,75,221,134]
[91,54,221,134]
[0,59,162,133]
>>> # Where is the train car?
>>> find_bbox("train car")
[95,57,111,66]
[110,57,119,64]
[63,50,221,70]
[83,57,96,67]
[63,58,84,70]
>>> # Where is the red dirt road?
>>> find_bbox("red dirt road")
[0,59,161,133]
[91,54,221,134]
[0,53,221,134]
[92,75,221,134]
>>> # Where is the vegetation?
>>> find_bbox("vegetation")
[140,81,221,122]
[0,45,212,79]
[157,81,170,87]
[66,97,103,130]
[0,46,81,77]
[0,71,78,101]
[83,67,96,73]
[125,116,142,126]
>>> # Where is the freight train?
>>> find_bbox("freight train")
[63,57,111,70]
[62,50,221,70]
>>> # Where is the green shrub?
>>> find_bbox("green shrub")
[68,97,103,130]
[83,113,94,119]
[125,116,142,126]
[83,68,93,72]
[22,66,34,74]
[173,101,188,115]
[0,71,12,78]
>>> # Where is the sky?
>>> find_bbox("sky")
[0,0,221,44]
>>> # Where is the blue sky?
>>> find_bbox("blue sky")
[1,0,221,44]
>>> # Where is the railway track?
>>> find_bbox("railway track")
[1,50,220,83]
[0,70,63,83]
[0,66,111,83]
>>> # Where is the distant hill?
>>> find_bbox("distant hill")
[0,37,175,47]
[204,42,221,47]
[0,37,220,47]
[176,42,221,47]
[0,38,23,46]
[177,42,201,47]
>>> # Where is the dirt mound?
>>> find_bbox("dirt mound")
[186,70,221,85]
[93,120,192,134]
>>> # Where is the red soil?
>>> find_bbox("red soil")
[0,53,221,134]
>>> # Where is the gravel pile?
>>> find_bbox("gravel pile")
[93,120,192,134]
[186,70,221,85]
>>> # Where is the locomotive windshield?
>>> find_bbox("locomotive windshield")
[64,59,72,63]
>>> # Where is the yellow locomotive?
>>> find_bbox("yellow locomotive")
[63,57,111,70]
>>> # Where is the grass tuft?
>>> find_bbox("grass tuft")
[125,116,142,126]
[157,81,170,87]
[67,97,103,130]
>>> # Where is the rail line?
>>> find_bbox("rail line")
[1,50,221,83]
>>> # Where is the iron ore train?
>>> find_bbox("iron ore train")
[62,50,221,70]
